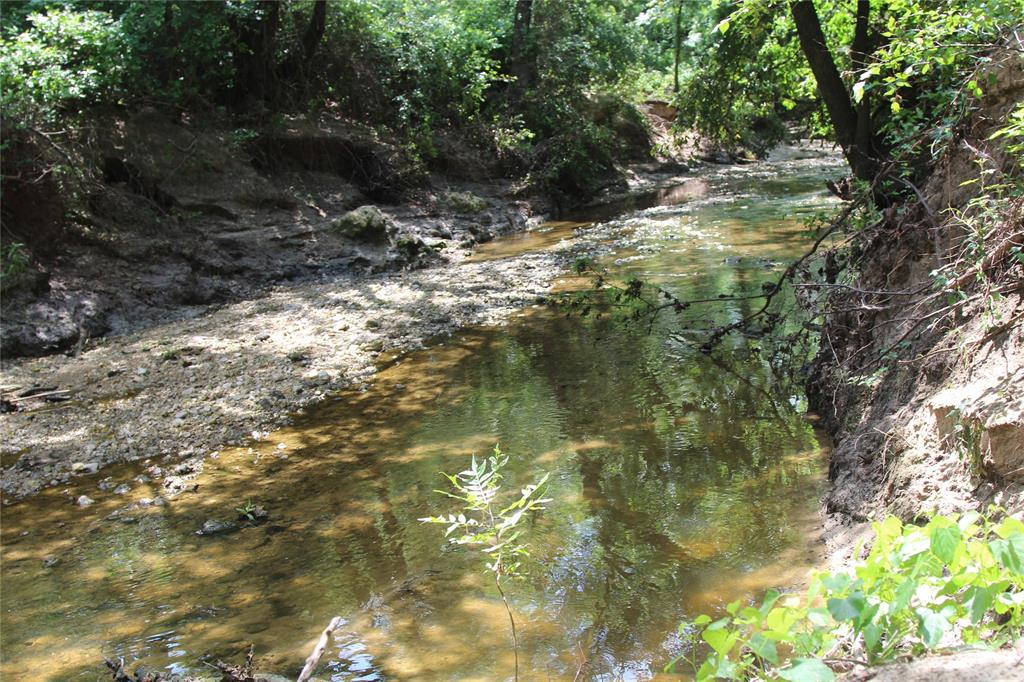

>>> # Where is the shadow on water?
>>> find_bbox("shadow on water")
[0,152,845,681]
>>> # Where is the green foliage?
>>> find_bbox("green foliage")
[420,446,549,681]
[989,102,1024,171]
[1,241,31,280]
[0,8,127,125]
[675,2,818,154]
[669,512,1024,681]
[861,0,1023,163]
[420,445,549,580]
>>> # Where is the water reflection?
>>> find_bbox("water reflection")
[0,152,843,681]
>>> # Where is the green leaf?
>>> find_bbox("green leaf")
[965,585,993,624]
[915,607,951,648]
[990,534,1024,575]
[930,524,961,563]
[827,593,866,623]
[778,658,835,682]
[748,632,779,664]
[702,623,739,657]
[863,622,882,653]
[891,577,916,613]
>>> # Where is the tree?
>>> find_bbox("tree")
[790,0,879,182]
[508,0,535,104]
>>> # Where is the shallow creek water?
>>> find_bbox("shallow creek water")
[1,151,845,681]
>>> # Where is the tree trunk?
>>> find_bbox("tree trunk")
[509,0,535,103]
[232,0,280,107]
[673,0,683,93]
[279,0,328,85]
[790,0,877,181]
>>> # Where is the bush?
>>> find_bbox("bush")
[670,511,1024,681]
[0,9,127,126]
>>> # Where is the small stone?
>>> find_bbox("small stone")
[42,555,60,568]
[136,367,149,376]
[76,495,95,507]
[71,462,100,475]
[113,484,131,495]
[196,519,239,536]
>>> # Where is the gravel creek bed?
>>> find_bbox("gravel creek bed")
[0,242,584,500]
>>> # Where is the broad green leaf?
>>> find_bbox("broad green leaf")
[915,607,950,648]
[965,585,993,623]
[930,525,961,563]
[990,535,1024,575]
[891,577,916,613]
[827,593,866,622]
[778,658,835,682]
[748,632,779,664]
[995,519,1024,538]
[702,625,739,657]
[863,622,882,653]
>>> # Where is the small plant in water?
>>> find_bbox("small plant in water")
[420,445,550,681]
[235,499,266,523]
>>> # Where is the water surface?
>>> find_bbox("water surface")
[1,152,843,681]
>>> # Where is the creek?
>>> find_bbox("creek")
[1,149,845,681]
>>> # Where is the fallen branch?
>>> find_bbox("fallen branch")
[3,389,71,403]
[296,616,343,682]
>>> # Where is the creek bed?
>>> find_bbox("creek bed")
[1,150,845,681]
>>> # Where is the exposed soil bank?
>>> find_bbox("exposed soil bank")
[808,51,1024,563]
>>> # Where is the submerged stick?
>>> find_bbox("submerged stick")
[296,616,343,682]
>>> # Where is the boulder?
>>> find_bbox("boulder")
[330,206,389,243]
[444,191,489,214]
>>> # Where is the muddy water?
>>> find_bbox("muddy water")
[1,152,844,681]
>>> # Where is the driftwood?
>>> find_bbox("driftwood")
[5,389,70,403]
[296,616,343,682]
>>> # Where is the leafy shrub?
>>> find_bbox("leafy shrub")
[670,512,1024,681]
[0,9,127,125]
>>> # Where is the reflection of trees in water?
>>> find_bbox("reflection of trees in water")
[391,304,824,675]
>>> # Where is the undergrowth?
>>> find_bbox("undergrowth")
[669,511,1024,681]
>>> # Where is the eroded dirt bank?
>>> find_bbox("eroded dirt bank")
[808,51,1024,565]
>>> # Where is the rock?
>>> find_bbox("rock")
[76,495,95,507]
[468,224,494,243]
[71,462,100,475]
[444,191,488,214]
[97,477,115,491]
[394,235,430,261]
[113,484,131,495]
[330,205,389,243]
[196,519,239,536]
[42,555,60,568]
[364,339,385,353]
